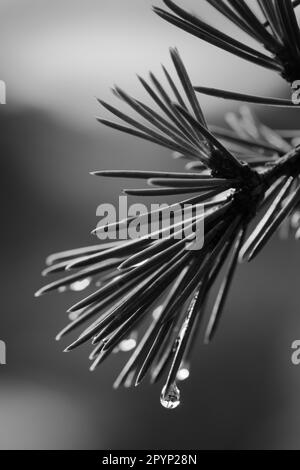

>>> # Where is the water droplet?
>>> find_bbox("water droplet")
[160,382,181,410]
[70,278,91,292]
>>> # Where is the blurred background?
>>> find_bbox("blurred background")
[1,0,300,450]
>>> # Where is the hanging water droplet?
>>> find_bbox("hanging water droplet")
[160,382,181,410]
[70,278,91,292]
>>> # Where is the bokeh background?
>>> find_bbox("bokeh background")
[1,0,300,450]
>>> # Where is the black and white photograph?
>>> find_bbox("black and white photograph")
[2,0,300,453]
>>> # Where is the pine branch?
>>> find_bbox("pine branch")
[155,0,300,86]
[36,6,300,409]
